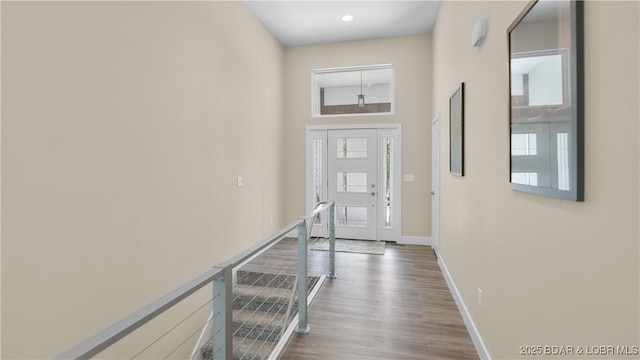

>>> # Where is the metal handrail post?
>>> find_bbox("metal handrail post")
[296,221,311,333]
[212,263,232,360]
[328,202,337,279]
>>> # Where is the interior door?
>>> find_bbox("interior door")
[328,129,378,240]
[431,116,440,256]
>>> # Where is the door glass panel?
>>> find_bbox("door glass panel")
[336,138,367,159]
[313,138,323,224]
[336,206,367,227]
[383,137,393,228]
[336,172,367,192]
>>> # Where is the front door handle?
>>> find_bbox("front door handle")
[430,191,435,195]
[370,192,376,196]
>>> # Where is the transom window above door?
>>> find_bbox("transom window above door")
[312,65,394,117]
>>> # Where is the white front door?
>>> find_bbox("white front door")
[306,125,401,242]
[431,115,441,256]
[328,129,378,240]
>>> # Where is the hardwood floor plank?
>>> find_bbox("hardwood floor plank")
[277,243,479,360]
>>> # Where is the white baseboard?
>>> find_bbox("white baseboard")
[438,255,491,360]
[398,236,432,246]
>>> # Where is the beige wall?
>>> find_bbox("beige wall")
[433,1,639,359]
[283,34,433,238]
[1,2,284,358]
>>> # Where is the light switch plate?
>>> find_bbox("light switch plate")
[403,174,415,182]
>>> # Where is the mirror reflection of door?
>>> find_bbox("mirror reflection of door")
[511,50,571,190]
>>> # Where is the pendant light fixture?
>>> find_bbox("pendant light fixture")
[357,71,365,108]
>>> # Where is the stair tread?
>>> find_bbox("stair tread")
[237,270,297,277]
[232,336,275,360]
[233,284,293,301]
[236,270,297,288]
[232,308,285,342]
[201,336,276,360]
[234,309,287,328]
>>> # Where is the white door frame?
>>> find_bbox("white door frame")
[431,115,441,256]
[305,124,402,242]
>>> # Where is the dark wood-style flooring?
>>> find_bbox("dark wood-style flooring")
[275,241,479,360]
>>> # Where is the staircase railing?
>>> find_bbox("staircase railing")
[55,201,336,360]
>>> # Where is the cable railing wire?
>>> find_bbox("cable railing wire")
[56,201,336,360]
[233,275,319,360]
[204,204,332,360]
[231,237,301,360]
[230,220,326,360]
[162,318,215,360]
[130,297,213,359]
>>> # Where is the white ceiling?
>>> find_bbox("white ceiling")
[243,1,441,47]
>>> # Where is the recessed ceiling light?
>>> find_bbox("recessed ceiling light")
[342,15,354,22]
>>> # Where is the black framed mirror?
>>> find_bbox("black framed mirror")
[508,0,584,201]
